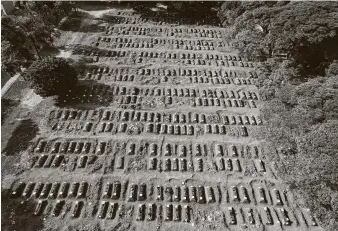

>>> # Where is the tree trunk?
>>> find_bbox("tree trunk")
[30,37,41,59]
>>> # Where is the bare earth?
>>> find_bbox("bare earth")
[1,7,325,231]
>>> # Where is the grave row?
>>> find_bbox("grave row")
[33,138,264,159]
[90,66,256,78]
[50,108,261,125]
[51,119,251,137]
[11,181,88,200]
[32,154,98,170]
[99,36,226,48]
[105,25,223,38]
[11,180,293,208]
[16,198,318,227]
[84,72,255,86]
[76,49,252,66]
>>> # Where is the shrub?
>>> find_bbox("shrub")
[23,57,78,97]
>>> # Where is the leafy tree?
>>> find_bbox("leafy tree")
[17,1,76,25]
[1,40,33,75]
[1,11,56,75]
[2,14,54,59]
[22,57,78,97]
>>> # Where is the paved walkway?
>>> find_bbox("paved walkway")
[1,73,20,97]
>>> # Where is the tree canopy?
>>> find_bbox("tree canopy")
[1,1,76,75]
[15,1,76,26]
[218,1,338,74]
[1,13,54,73]
[217,2,338,229]
[23,57,78,97]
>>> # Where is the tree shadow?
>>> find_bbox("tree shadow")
[71,45,114,57]
[71,44,101,55]
[56,81,112,110]
[1,99,20,125]
[77,1,114,11]
[76,1,133,11]
[100,14,128,24]
[1,189,45,231]
[59,11,106,33]
[3,119,39,156]
[39,45,60,57]
[131,2,222,26]
[139,11,221,26]
[59,17,105,33]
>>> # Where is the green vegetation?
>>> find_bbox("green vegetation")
[260,74,338,230]
[131,1,221,25]
[14,1,76,26]
[217,1,338,229]
[1,14,50,74]
[218,1,338,74]
[23,57,78,97]
[1,1,75,75]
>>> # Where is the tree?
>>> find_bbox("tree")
[22,57,78,97]
[1,40,33,75]
[2,14,54,59]
[17,1,76,26]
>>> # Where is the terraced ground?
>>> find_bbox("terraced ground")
[2,7,325,231]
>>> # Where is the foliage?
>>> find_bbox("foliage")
[1,1,75,75]
[22,57,78,97]
[217,2,338,229]
[1,12,55,74]
[1,40,33,75]
[15,1,76,26]
[260,74,338,229]
[218,1,338,75]
[131,1,221,25]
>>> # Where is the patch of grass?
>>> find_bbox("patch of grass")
[3,119,39,156]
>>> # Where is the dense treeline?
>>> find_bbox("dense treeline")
[218,1,338,75]
[131,1,221,25]
[217,1,338,229]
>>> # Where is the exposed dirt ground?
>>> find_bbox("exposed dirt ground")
[1,6,325,231]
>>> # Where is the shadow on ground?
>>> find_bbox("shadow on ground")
[1,189,44,231]
[56,81,112,109]
[1,99,20,125]
[59,11,104,33]
[131,2,221,26]
[3,119,39,156]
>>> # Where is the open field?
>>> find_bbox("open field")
[1,6,325,231]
